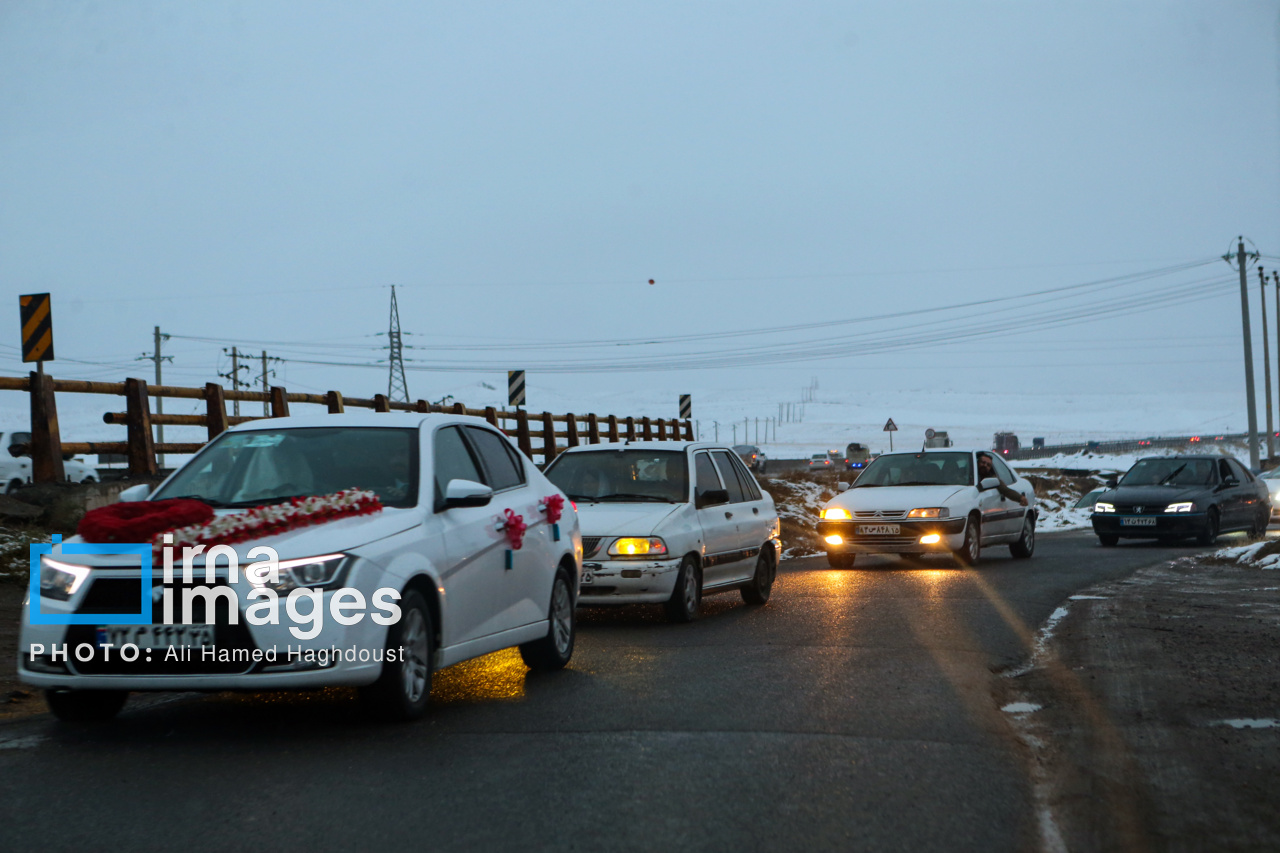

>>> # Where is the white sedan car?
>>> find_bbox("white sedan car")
[816,449,1036,567]
[21,413,581,722]
[1,429,97,492]
[543,441,781,621]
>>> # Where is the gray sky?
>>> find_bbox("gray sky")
[1,1,1278,427]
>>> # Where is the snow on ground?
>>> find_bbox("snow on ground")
[1213,540,1280,569]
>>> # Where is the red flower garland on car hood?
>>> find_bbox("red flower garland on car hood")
[78,499,215,544]
[157,489,383,554]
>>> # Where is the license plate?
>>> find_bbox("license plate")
[1121,517,1158,527]
[97,625,215,651]
[858,524,901,535]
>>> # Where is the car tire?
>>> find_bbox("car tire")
[1009,514,1035,559]
[1098,534,1119,547]
[1248,510,1268,541]
[4,479,21,495]
[741,548,775,605]
[826,552,855,569]
[45,689,127,722]
[1195,508,1220,546]
[956,514,981,566]
[664,556,701,622]
[359,589,433,722]
[519,569,576,670]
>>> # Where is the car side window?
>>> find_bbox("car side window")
[727,452,763,501]
[464,426,525,492]
[694,452,723,503]
[991,456,1016,485]
[711,451,748,503]
[434,426,484,505]
[1219,459,1234,483]
[1227,459,1252,483]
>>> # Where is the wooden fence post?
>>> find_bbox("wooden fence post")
[541,412,557,463]
[565,413,580,448]
[623,416,635,441]
[270,386,290,417]
[205,383,229,439]
[451,402,466,416]
[373,394,390,413]
[684,420,694,440]
[484,406,499,428]
[124,378,158,476]
[586,413,600,444]
[607,415,620,443]
[515,410,533,458]
[325,391,345,413]
[641,417,652,440]
[656,419,667,440]
[415,400,430,413]
[28,371,65,484]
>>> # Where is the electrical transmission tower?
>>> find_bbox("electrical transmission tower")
[387,285,410,403]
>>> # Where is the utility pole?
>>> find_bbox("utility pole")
[1260,267,1274,462]
[1274,271,1280,449]
[221,346,251,417]
[257,351,283,416]
[139,326,172,468]
[1229,238,1261,469]
[713,421,719,442]
[386,285,409,403]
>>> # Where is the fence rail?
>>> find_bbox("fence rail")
[2,372,692,484]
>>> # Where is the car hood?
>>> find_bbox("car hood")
[828,484,968,512]
[1104,485,1211,505]
[574,502,682,536]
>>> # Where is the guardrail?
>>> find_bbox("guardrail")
[1008,432,1251,461]
[2,372,693,484]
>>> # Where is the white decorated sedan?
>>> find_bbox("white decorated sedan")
[817,449,1036,567]
[543,441,781,621]
[21,413,581,722]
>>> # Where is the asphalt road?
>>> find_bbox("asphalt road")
[0,530,1225,852]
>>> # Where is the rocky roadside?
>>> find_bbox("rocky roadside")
[996,555,1280,852]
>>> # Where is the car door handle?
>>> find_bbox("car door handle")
[725,511,733,519]
[752,507,759,514]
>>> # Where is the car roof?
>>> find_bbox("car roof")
[1135,455,1235,461]
[557,440,729,453]
[224,412,495,431]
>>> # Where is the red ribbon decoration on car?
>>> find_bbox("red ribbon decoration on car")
[541,494,564,524]
[502,508,527,550]
[77,499,215,544]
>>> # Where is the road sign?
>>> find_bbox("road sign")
[679,394,692,419]
[508,370,526,406]
[925,428,936,439]
[19,293,53,363]
[883,418,897,432]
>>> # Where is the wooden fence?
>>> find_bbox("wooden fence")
[1,372,693,484]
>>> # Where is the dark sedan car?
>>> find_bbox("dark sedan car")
[1090,455,1270,546]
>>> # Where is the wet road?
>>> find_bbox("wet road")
[0,531,1223,852]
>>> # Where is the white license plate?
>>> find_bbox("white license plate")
[858,524,901,535]
[1121,517,1158,527]
[581,570,594,585]
[97,625,215,651]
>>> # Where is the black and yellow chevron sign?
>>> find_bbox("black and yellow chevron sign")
[19,293,54,363]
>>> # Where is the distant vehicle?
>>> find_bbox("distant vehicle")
[844,442,872,470]
[1074,488,1106,510]
[808,453,833,469]
[993,432,1020,457]
[1,430,97,492]
[1091,455,1270,546]
[923,429,953,449]
[732,444,767,473]
[1032,437,1045,450]
[1259,467,1280,518]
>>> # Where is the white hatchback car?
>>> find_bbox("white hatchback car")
[20,413,581,722]
[817,449,1036,567]
[543,442,781,621]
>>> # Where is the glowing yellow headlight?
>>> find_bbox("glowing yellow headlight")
[824,534,844,546]
[919,533,942,545]
[608,537,668,557]
[821,507,852,520]
[907,507,944,519]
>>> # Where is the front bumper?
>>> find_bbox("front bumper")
[1091,512,1208,539]
[577,557,683,605]
[817,517,967,555]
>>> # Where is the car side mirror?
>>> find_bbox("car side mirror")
[837,482,850,493]
[696,488,729,509]
[1105,477,1118,489]
[1223,477,1240,488]
[441,478,493,510]
[979,477,1000,491]
[8,444,26,458]
[118,484,152,503]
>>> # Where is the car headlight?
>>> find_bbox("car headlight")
[1094,502,1115,513]
[821,507,852,520]
[907,507,946,519]
[39,557,91,601]
[248,553,350,593]
[608,537,669,558]
[1164,502,1194,513]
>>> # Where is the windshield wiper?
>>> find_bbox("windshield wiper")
[595,493,673,503]
[220,494,314,508]
[163,494,231,508]
[1157,464,1186,485]
[893,481,942,487]
[563,493,597,503]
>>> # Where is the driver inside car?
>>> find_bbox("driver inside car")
[977,452,1028,506]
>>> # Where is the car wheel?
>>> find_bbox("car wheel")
[519,569,576,670]
[1098,534,1119,547]
[45,689,127,722]
[956,514,981,566]
[1248,509,1268,541]
[1195,508,1220,546]
[826,552,855,569]
[741,548,775,605]
[664,556,701,622]
[359,589,433,721]
[1009,514,1035,559]
[4,479,21,495]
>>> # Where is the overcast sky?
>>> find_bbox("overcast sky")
[1,1,1278,430]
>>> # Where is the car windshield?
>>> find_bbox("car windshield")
[544,449,688,503]
[854,452,973,487]
[152,427,420,509]
[1119,458,1215,487]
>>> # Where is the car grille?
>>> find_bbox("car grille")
[582,537,602,558]
[1113,504,1161,515]
[854,510,907,519]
